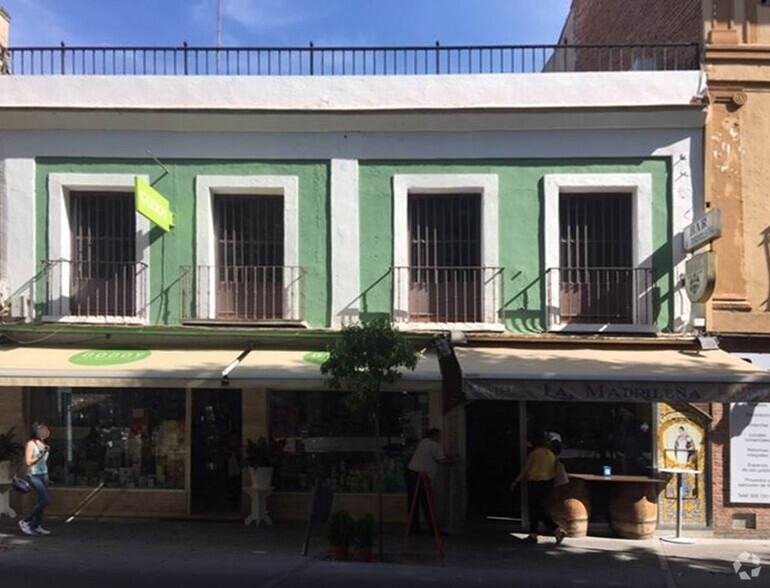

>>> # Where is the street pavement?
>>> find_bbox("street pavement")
[1,518,769,587]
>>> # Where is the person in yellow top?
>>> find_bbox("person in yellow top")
[510,433,566,545]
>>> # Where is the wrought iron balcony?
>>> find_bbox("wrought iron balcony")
[179,265,305,324]
[545,267,654,330]
[0,43,700,76]
[44,259,149,322]
[392,266,504,327]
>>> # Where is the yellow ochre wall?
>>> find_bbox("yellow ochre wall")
[704,0,770,333]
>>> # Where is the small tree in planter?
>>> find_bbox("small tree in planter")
[0,428,24,481]
[325,510,354,561]
[321,318,419,559]
[353,513,377,562]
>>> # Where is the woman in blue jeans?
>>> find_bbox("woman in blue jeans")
[19,422,52,536]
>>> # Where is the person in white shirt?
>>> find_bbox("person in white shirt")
[405,428,449,535]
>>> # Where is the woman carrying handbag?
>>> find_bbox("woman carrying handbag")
[18,422,52,536]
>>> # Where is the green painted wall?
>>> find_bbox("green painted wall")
[359,159,674,333]
[35,159,331,328]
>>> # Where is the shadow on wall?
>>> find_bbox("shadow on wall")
[356,270,393,325]
[502,271,544,333]
[760,226,770,311]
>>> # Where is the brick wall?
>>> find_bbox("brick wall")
[560,0,703,71]
[567,0,703,45]
[711,403,770,537]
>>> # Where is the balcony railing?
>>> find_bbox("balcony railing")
[0,43,701,76]
[393,266,504,327]
[44,259,149,321]
[179,265,305,324]
[546,267,654,330]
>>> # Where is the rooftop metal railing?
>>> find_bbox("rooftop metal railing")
[0,42,701,76]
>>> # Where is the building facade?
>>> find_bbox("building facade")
[1,6,769,536]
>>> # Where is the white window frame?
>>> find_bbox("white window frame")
[195,175,299,321]
[392,173,501,332]
[46,173,151,324]
[544,173,654,333]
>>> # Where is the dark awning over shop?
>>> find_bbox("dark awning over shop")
[456,346,770,403]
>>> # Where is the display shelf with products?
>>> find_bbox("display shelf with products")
[271,391,428,494]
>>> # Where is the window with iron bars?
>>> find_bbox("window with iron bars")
[558,193,636,324]
[407,193,482,323]
[214,195,284,321]
[69,192,136,317]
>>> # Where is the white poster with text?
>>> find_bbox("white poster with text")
[730,402,770,504]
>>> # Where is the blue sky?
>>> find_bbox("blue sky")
[2,0,571,47]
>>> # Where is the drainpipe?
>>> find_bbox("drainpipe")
[0,6,9,74]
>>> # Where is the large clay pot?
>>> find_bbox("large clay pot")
[546,479,591,538]
[609,482,659,539]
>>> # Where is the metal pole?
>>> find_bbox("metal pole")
[217,0,223,48]
[676,472,683,539]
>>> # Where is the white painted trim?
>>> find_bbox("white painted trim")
[330,159,360,327]
[396,322,506,333]
[547,323,658,335]
[543,173,653,332]
[392,174,499,327]
[194,175,299,320]
[46,173,151,323]
[0,71,705,112]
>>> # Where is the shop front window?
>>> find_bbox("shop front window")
[527,402,653,476]
[270,391,429,493]
[29,388,186,489]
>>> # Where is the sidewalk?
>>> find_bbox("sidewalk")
[1,517,769,587]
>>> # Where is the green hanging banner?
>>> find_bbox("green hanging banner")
[135,177,174,232]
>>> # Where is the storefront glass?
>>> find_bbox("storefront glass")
[270,391,429,493]
[527,401,653,476]
[29,388,186,489]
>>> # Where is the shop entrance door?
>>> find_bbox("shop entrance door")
[466,400,521,520]
[191,389,243,515]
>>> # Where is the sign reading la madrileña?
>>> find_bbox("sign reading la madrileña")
[135,177,174,232]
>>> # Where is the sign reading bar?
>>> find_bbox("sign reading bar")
[684,209,722,252]
[730,402,770,504]
[135,177,174,232]
[685,251,716,303]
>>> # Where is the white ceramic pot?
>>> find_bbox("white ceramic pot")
[249,466,274,490]
[0,460,11,482]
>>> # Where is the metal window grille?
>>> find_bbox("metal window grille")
[558,193,636,324]
[407,194,482,323]
[69,191,137,317]
[214,195,284,320]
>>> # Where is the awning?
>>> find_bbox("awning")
[456,346,770,403]
[0,347,441,390]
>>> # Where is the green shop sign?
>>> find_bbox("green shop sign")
[69,349,152,367]
[135,177,174,232]
[303,351,330,366]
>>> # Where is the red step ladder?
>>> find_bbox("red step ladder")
[402,470,445,566]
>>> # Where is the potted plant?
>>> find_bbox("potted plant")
[325,510,354,561]
[353,513,376,562]
[0,427,24,481]
[244,437,273,489]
